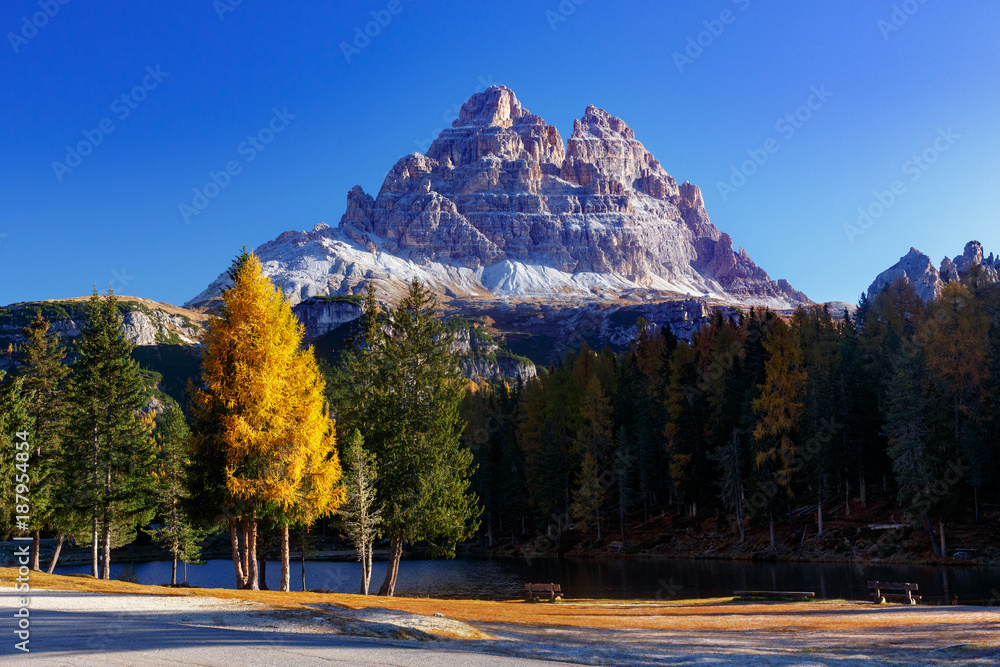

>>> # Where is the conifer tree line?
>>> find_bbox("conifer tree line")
[3,259,995,585]
[0,291,192,580]
[464,273,1000,555]
[0,252,479,596]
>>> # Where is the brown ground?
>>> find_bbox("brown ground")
[5,568,999,665]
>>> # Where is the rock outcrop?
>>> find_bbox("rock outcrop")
[292,297,364,341]
[448,324,537,383]
[867,241,999,302]
[188,85,808,312]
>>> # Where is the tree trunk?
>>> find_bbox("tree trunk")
[769,512,775,549]
[859,473,866,508]
[91,429,99,579]
[377,533,404,596]
[487,512,493,548]
[845,480,851,517]
[91,515,99,579]
[939,520,946,558]
[46,534,64,574]
[280,524,290,592]
[301,542,306,592]
[922,513,942,558]
[259,558,269,590]
[361,541,373,595]
[171,555,178,586]
[101,521,111,580]
[245,516,259,591]
[241,520,250,585]
[735,489,745,543]
[31,530,41,571]
[102,469,112,580]
[817,495,824,537]
[363,545,370,595]
[229,517,245,589]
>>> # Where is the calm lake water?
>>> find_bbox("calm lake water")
[53,557,1000,605]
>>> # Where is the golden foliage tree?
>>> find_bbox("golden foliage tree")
[190,250,344,591]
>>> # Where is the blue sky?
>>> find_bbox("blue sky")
[2,1,998,307]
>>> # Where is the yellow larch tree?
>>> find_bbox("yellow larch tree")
[189,249,344,591]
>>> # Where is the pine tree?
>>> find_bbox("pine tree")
[664,341,706,515]
[17,313,71,570]
[753,316,806,488]
[339,429,381,595]
[0,371,31,535]
[147,401,204,585]
[189,250,345,591]
[752,316,806,540]
[709,429,746,541]
[333,279,481,596]
[920,281,991,520]
[64,289,157,579]
[613,425,633,542]
[571,450,603,545]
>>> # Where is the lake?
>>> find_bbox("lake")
[53,556,1000,605]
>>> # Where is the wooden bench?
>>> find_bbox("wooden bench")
[733,590,815,601]
[868,580,920,604]
[524,583,562,601]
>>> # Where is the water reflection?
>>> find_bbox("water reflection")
[54,557,1000,605]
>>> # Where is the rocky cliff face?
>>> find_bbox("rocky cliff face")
[188,85,808,312]
[867,241,999,302]
[447,324,537,383]
[0,298,204,350]
[292,297,364,341]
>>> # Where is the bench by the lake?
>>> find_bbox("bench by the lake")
[868,580,920,604]
[524,583,562,601]
[733,590,814,601]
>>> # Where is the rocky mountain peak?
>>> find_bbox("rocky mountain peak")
[189,85,809,312]
[867,240,999,302]
[455,85,529,128]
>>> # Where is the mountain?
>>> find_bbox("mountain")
[867,240,999,301]
[0,296,207,352]
[187,85,808,313]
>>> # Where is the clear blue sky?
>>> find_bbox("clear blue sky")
[3,1,998,306]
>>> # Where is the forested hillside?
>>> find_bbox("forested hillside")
[461,272,1000,560]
